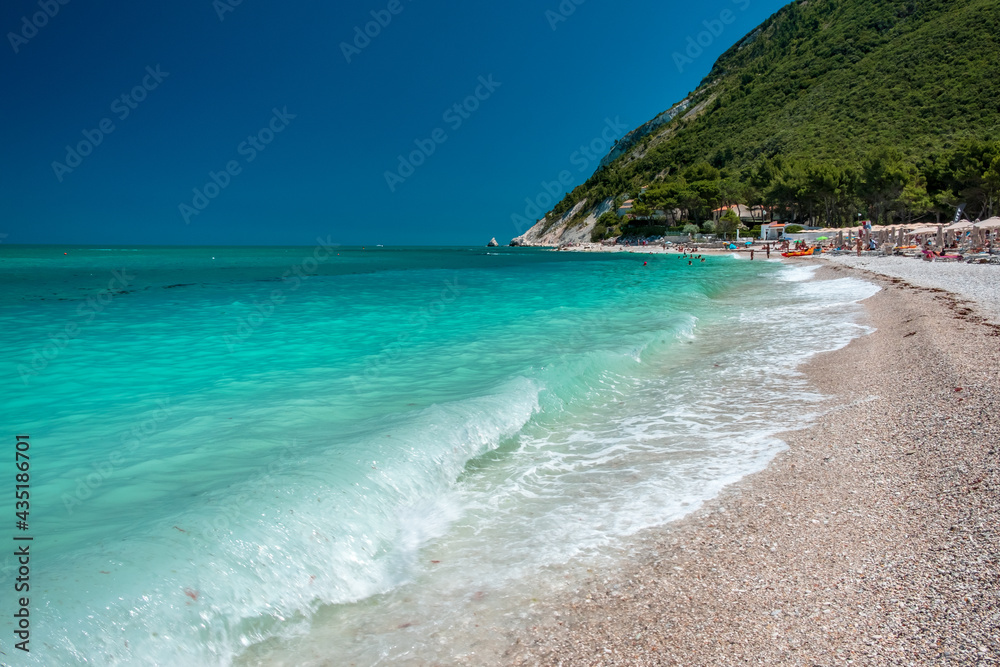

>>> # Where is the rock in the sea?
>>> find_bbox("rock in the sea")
[487,237,499,247]
[509,238,523,247]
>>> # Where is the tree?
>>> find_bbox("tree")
[898,176,933,224]
[683,163,724,221]
[591,212,620,242]
[644,177,688,223]
[982,144,1000,218]
[858,149,910,224]
[631,201,652,218]
[715,208,742,238]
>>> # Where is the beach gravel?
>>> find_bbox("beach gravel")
[501,262,1000,666]
[824,255,1000,323]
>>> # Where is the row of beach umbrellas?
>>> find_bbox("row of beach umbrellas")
[903,218,1000,248]
[813,218,1000,248]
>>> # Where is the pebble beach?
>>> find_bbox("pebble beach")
[500,257,1000,665]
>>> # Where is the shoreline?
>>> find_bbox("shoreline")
[547,242,760,256]
[501,261,1000,665]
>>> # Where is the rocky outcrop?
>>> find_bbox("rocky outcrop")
[487,238,499,247]
[510,198,615,247]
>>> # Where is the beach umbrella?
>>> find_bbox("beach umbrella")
[936,225,944,247]
[837,231,844,246]
[976,217,1000,229]
[897,227,905,245]
[946,220,974,231]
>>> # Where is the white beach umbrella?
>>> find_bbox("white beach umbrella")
[936,225,945,247]
[976,217,1000,229]
[946,220,974,231]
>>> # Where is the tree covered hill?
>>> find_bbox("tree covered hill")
[546,0,1000,235]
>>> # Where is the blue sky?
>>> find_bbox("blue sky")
[1,0,788,246]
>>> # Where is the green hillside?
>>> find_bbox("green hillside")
[550,0,1000,236]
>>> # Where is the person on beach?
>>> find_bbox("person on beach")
[856,237,863,256]
[750,249,755,260]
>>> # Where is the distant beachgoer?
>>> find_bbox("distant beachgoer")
[856,238,863,256]
[750,249,755,260]
[688,260,692,265]
[700,258,706,262]
[765,244,771,259]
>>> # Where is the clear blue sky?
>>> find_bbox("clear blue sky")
[1,0,787,246]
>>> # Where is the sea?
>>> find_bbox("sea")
[0,245,879,665]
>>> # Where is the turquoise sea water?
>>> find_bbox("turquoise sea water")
[0,246,878,665]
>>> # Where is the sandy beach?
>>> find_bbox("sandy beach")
[501,257,1000,665]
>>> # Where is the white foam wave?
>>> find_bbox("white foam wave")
[30,379,542,666]
[777,263,821,282]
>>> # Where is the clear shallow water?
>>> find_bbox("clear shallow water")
[0,246,878,665]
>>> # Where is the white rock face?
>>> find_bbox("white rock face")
[511,198,614,246]
[487,237,499,247]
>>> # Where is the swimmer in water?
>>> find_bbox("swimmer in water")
[688,260,693,265]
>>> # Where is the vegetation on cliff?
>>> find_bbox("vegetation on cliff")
[550,0,1000,234]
